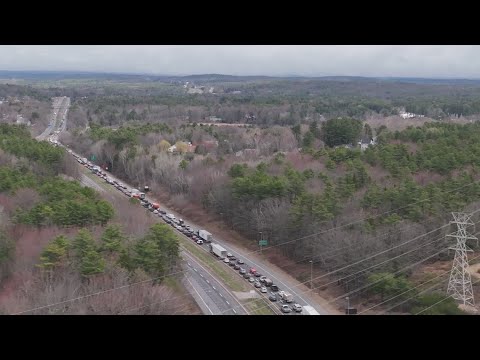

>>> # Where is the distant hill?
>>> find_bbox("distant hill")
[1,70,480,86]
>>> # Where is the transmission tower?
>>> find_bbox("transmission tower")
[446,212,476,307]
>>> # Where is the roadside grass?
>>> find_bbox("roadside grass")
[242,298,276,315]
[179,237,249,293]
[80,167,120,195]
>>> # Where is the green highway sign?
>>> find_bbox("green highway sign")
[259,240,268,246]
[91,155,96,161]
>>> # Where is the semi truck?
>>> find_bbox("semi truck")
[209,243,227,259]
[151,202,160,209]
[198,230,213,243]
[302,305,320,315]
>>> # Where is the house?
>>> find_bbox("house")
[207,116,222,122]
[16,115,31,126]
[358,136,377,151]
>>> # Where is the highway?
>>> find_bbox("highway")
[36,97,70,141]
[39,97,253,315]
[47,96,329,315]
[182,252,247,315]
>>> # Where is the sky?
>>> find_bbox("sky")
[0,45,478,78]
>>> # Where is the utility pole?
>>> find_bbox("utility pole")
[309,260,313,291]
[447,212,476,307]
[259,231,263,255]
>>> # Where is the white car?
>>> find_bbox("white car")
[227,252,233,258]
[223,258,230,264]
[196,239,204,245]
[153,210,159,215]
[260,286,267,293]
[291,304,303,312]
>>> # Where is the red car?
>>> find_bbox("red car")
[249,268,257,274]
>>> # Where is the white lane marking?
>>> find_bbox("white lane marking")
[187,277,213,315]
[193,268,197,272]
[199,274,204,278]
[219,293,223,298]
[226,301,230,305]
[232,309,237,314]
[206,280,210,284]
[212,286,216,291]
[187,263,191,267]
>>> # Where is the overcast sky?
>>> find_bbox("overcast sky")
[0,45,478,78]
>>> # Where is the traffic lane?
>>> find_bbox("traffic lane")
[169,214,327,313]
[178,235,282,315]
[158,214,316,314]
[140,204,325,313]
[183,265,222,315]
[74,167,240,316]
[205,241,328,314]
[67,155,289,314]
[182,251,245,315]
[76,167,297,314]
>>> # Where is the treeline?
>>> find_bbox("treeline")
[39,223,179,279]
[0,124,65,174]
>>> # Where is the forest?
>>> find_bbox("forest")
[3,75,480,313]
[0,124,194,315]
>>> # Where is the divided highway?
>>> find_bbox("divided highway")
[45,96,330,315]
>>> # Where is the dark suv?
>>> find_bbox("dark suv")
[270,284,279,292]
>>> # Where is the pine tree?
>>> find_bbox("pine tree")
[101,225,125,253]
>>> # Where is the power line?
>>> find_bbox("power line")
[11,267,189,315]
[414,278,480,315]
[290,221,455,289]
[328,246,450,308]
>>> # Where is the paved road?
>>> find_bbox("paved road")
[36,97,69,141]
[73,159,327,314]
[53,99,327,315]
[182,252,247,315]
[143,200,330,314]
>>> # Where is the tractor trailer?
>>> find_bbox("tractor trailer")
[209,243,227,259]
[198,230,213,243]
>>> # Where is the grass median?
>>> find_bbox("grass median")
[179,237,250,293]
[242,298,276,315]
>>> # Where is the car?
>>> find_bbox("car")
[196,239,204,245]
[243,273,251,279]
[229,261,236,267]
[270,284,279,292]
[260,286,267,293]
[259,276,267,283]
[227,253,233,258]
[281,305,292,313]
[254,272,262,278]
[249,268,257,274]
[254,282,261,288]
[153,210,159,215]
[229,256,236,262]
[192,235,198,241]
[234,265,241,270]
[248,277,255,283]
[239,268,246,275]
[186,232,193,238]
[159,210,166,215]
[224,258,230,264]
[237,259,244,265]
[268,293,277,302]
[291,304,303,312]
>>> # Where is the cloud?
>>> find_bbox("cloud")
[0,45,479,78]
